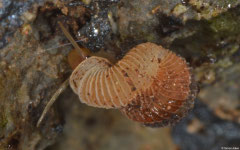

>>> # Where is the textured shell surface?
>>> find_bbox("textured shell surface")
[69,42,197,126]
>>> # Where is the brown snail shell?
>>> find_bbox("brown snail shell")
[69,42,197,126]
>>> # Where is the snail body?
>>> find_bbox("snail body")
[70,42,197,126]
[37,23,196,127]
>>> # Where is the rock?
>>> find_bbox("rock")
[172,100,240,150]
[1,0,240,149]
[47,88,178,150]
[0,29,69,149]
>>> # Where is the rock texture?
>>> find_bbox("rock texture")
[0,0,240,150]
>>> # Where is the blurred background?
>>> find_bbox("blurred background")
[0,0,240,150]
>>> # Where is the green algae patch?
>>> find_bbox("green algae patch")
[0,76,7,132]
[0,111,8,131]
[210,12,240,34]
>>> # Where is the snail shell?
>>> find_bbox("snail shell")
[70,42,197,125]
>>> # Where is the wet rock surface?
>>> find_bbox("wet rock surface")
[0,30,69,149]
[0,0,240,149]
[47,88,177,150]
[0,0,45,48]
[172,100,240,150]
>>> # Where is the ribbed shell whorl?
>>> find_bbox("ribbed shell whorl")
[70,42,197,126]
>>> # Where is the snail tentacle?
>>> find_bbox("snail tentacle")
[37,77,70,127]
[37,23,91,127]
[58,22,91,58]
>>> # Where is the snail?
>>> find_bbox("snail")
[37,23,197,127]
